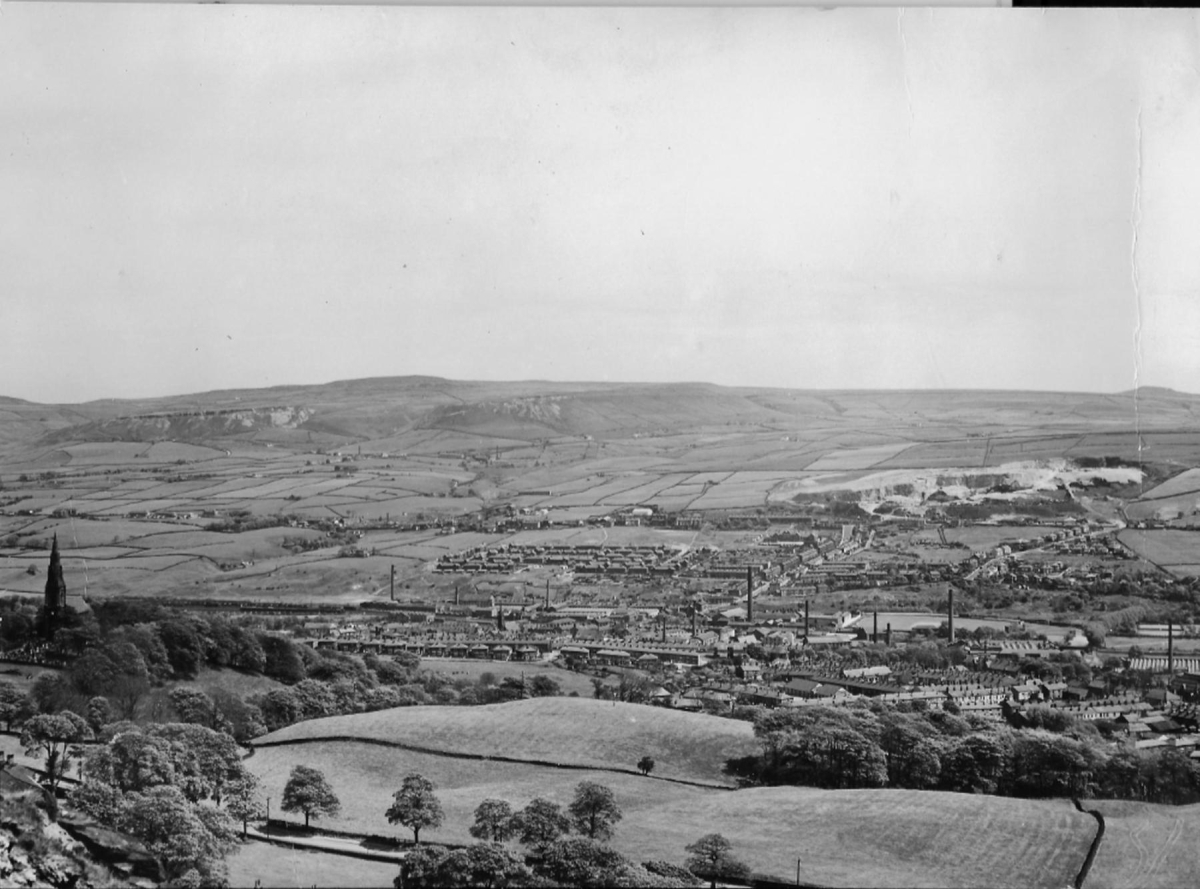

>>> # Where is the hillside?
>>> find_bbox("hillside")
[4,376,1196,456]
[244,738,1094,889]
[251,696,758,787]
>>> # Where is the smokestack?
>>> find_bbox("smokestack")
[661,615,666,643]
[886,623,892,646]
[545,579,550,609]
[873,611,878,644]
[746,567,754,622]
[390,564,396,602]
[691,604,697,636]
[1169,620,1175,674]
[455,585,460,607]
[948,589,955,643]
[804,599,810,638]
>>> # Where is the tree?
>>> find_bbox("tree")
[281,765,340,828]
[514,797,571,852]
[147,722,248,804]
[386,773,444,844]
[469,798,516,843]
[224,773,265,838]
[637,756,656,777]
[118,784,238,883]
[0,680,28,731]
[396,843,532,889]
[85,696,114,733]
[529,675,561,697]
[685,834,750,889]
[568,782,622,841]
[538,838,634,888]
[20,711,92,790]
[169,688,230,733]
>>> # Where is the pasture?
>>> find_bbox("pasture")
[1085,799,1200,889]
[1117,530,1200,572]
[252,697,758,787]
[244,739,1094,889]
[226,841,398,889]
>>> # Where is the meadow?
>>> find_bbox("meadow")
[244,740,1095,889]
[253,697,758,787]
[1084,799,1200,889]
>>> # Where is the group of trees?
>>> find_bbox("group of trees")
[745,702,1200,804]
[66,720,258,884]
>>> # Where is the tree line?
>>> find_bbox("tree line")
[739,701,1200,805]
[278,764,749,889]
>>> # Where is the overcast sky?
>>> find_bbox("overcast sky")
[2,6,1199,403]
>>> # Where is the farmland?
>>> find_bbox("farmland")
[245,740,1095,888]
[253,697,758,787]
[1084,799,1200,889]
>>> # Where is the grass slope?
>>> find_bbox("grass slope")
[1085,799,1200,889]
[252,697,756,786]
[226,841,399,889]
[244,741,1093,889]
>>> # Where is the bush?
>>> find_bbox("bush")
[643,860,704,885]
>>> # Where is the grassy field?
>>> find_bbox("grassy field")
[244,740,1093,889]
[252,697,757,787]
[1085,799,1200,889]
[226,840,399,889]
[1117,529,1200,571]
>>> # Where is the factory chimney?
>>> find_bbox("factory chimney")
[454,585,460,607]
[873,611,878,644]
[886,623,892,646]
[804,599,810,639]
[1169,620,1175,674]
[948,589,955,644]
[746,567,754,622]
[390,564,396,602]
[545,579,551,609]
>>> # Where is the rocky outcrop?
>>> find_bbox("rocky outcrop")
[0,792,143,889]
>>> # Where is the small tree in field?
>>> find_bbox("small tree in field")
[281,765,340,828]
[386,773,444,844]
[637,755,656,776]
[568,781,622,841]
[224,774,265,839]
[685,833,750,889]
[469,798,516,843]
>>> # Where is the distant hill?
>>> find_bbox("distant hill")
[2,376,1198,454]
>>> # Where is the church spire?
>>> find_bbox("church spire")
[43,534,66,637]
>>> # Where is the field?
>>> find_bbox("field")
[226,841,399,889]
[1085,799,1200,889]
[1117,530,1200,574]
[252,698,757,787]
[244,741,1094,888]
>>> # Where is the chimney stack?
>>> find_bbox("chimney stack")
[1169,620,1175,674]
[746,567,754,622]
[390,564,396,602]
[873,611,878,644]
[886,623,892,646]
[455,585,460,607]
[948,589,955,644]
[691,604,698,637]
[804,599,810,638]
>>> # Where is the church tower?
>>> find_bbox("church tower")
[43,534,67,637]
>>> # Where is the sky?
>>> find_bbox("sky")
[2,6,1199,403]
